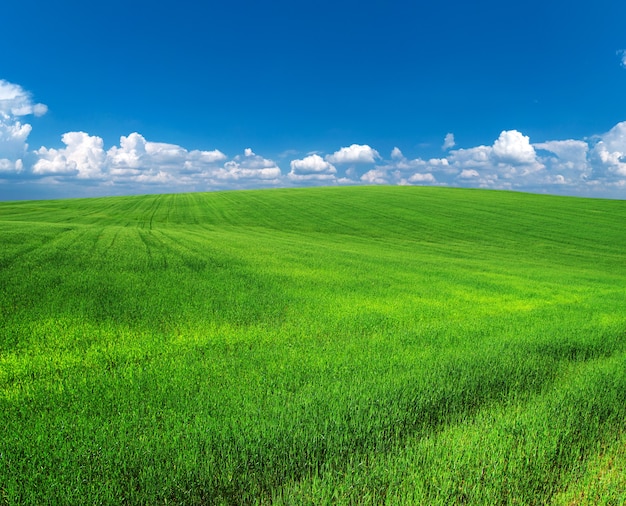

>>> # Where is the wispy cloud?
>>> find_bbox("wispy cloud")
[442,133,455,151]
[0,79,47,118]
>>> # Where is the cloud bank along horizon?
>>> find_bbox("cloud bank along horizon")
[2,78,626,200]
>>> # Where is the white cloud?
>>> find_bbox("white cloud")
[8,78,626,198]
[458,169,480,179]
[183,149,228,172]
[408,172,436,183]
[22,124,626,197]
[391,147,403,159]
[289,154,336,181]
[106,133,220,178]
[0,120,32,161]
[618,50,626,68]
[535,140,588,163]
[360,169,389,184]
[371,150,448,187]
[0,158,23,173]
[492,130,537,165]
[442,133,455,150]
[449,130,544,183]
[326,144,380,164]
[535,139,590,176]
[107,133,149,172]
[34,132,106,178]
[425,158,450,169]
[33,131,228,186]
[215,149,281,183]
[448,145,492,170]
[383,149,451,173]
[0,80,47,172]
[0,80,48,118]
[590,121,626,177]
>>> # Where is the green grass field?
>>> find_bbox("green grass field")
[1,186,626,505]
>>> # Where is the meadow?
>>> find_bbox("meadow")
[1,186,625,505]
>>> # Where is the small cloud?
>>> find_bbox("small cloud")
[277,149,300,159]
[33,103,48,117]
[618,50,626,68]
[218,149,281,182]
[289,154,336,181]
[0,79,48,118]
[391,147,403,160]
[458,169,480,179]
[442,133,455,150]
[360,169,389,185]
[326,144,380,164]
[408,172,436,183]
[448,145,492,170]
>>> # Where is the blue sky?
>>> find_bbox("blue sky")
[2,0,626,200]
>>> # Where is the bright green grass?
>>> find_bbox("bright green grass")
[1,186,626,504]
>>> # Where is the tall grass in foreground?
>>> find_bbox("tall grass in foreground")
[1,186,626,504]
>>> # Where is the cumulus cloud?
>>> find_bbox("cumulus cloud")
[391,147,403,160]
[326,144,380,164]
[183,149,228,172]
[535,140,588,163]
[361,169,389,184]
[492,130,538,165]
[107,133,155,172]
[619,50,626,68]
[384,148,450,173]
[215,149,281,183]
[0,80,47,174]
[34,131,224,183]
[21,123,626,197]
[590,121,626,177]
[0,120,32,161]
[34,132,105,178]
[448,130,543,184]
[458,169,480,179]
[371,148,449,187]
[408,172,437,183]
[34,131,232,187]
[535,139,590,181]
[7,78,626,198]
[0,80,48,118]
[107,133,226,178]
[448,145,492,170]
[289,154,336,181]
[0,158,23,173]
[442,133,455,150]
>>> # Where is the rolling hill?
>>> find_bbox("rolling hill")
[1,186,625,504]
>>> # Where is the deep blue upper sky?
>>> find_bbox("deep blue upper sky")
[2,0,626,199]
